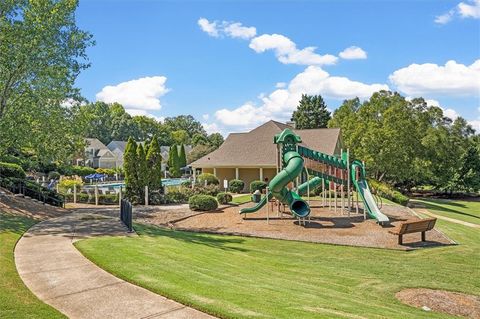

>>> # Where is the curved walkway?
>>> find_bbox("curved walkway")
[414,208,480,228]
[14,209,216,319]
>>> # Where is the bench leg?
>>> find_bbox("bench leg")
[421,231,426,242]
[398,234,403,245]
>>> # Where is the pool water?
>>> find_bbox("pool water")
[83,178,188,190]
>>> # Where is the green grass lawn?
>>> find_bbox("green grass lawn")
[411,198,480,225]
[230,194,252,205]
[0,213,66,319]
[76,199,479,319]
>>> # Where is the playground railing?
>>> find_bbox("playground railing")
[120,199,133,232]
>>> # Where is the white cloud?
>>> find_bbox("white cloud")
[96,76,170,117]
[202,122,221,135]
[249,34,338,66]
[458,0,480,18]
[198,18,256,39]
[208,65,388,131]
[389,60,480,96]
[202,114,210,121]
[339,46,367,60]
[198,18,219,37]
[275,82,286,88]
[224,22,257,39]
[435,10,456,24]
[435,0,480,23]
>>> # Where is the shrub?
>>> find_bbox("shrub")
[197,173,219,185]
[181,180,192,187]
[250,180,267,193]
[189,195,218,211]
[48,171,61,180]
[216,192,233,204]
[58,178,83,193]
[368,179,409,206]
[164,188,189,204]
[0,162,26,179]
[228,179,245,193]
[96,168,115,176]
[71,166,96,177]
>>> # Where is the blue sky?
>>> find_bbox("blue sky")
[75,0,480,134]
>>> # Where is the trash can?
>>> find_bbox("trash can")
[252,190,261,203]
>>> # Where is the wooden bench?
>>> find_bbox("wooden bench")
[389,218,437,245]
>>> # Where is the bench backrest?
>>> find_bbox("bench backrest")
[398,218,437,234]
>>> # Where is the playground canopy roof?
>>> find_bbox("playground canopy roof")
[191,120,342,168]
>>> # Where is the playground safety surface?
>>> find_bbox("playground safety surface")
[137,201,454,250]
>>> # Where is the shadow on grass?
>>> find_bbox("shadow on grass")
[0,213,35,235]
[135,223,249,252]
[416,199,479,220]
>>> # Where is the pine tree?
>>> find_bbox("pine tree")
[291,94,331,129]
[168,145,181,178]
[123,137,138,200]
[136,143,148,201]
[178,144,187,168]
[146,135,163,191]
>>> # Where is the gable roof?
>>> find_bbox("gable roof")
[85,138,108,151]
[191,120,342,168]
[107,141,128,153]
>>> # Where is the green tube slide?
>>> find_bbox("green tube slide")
[351,160,389,224]
[240,151,311,218]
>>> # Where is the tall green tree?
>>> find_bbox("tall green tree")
[171,130,189,145]
[146,136,163,191]
[0,0,93,161]
[208,133,224,148]
[164,115,207,139]
[291,94,331,129]
[123,137,138,200]
[168,145,181,178]
[178,144,187,168]
[136,143,148,188]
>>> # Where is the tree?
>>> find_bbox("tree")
[178,144,187,168]
[136,143,148,202]
[0,0,93,162]
[192,133,209,146]
[187,144,215,164]
[453,145,480,192]
[164,115,206,138]
[123,137,138,200]
[146,136,162,191]
[171,130,189,145]
[291,94,331,129]
[168,145,181,178]
[208,133,224,148]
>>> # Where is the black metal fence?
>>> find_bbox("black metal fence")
[120,199,133,232]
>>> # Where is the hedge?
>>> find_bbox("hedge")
[228,179,245,193]
[250,180,267,193]
[368,179,409,206]
[197,173,219,185]
[48,171,61,180]
[0,162,26,179]
[189,195,218,211]
[216,192,233,204]
[63,193,118,205]
[71,166,96,177]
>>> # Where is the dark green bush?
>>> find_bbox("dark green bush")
[0,162,26,179]
[164,188,189,204]
[197,173,219,185]
[48,171,61,180]
[181,180,192,187]
[189,195,218,211]
[64,193,118,205]
[250,180,267,193]
[368,179,409,206]
[228,179,245,193]
[216,192,233,204]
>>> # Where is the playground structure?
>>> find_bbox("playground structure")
[240,128,390,225]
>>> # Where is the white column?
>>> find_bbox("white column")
[259,167,263,181]
[145,186,149,206]
[235,167,239,180]
[94,185,98,206]
[73,184,77,204]
[213,167,217,177]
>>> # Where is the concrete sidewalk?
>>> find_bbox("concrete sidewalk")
[14,210,216,319]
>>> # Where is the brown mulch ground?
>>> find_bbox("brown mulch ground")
[396,288,480,318]
[135,200,454,250]
[0,191,67,220]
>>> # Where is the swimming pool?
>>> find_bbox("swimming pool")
[83,178,188,190]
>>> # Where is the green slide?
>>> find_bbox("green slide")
[351,160,389,224]
[240,151,312,218]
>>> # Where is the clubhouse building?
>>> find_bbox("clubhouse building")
[191,120,343,191]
